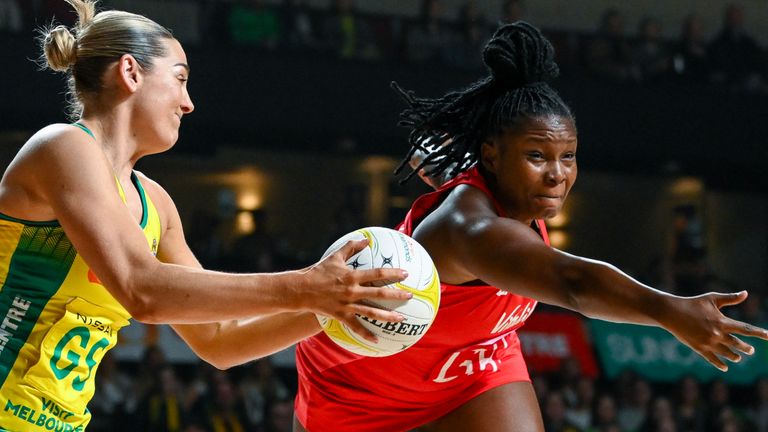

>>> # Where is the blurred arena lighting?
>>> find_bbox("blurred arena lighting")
[669,177,704,198]
[361,156,398,226]
[547,212,569,229]
[236,210,256,235]
[238,190,262,211]
[548,230,570,250]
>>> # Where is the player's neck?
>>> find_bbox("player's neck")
[77,111,140,178]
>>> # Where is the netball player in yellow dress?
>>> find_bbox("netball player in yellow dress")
[0,1,410,430]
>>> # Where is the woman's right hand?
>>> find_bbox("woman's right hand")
[298,239,412,341]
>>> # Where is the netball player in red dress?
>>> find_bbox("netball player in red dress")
[294,22,768,432]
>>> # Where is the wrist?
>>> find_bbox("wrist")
[649,292,681,328]
[282,269,311,312]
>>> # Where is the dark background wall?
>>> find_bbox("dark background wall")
[3,35,767,191]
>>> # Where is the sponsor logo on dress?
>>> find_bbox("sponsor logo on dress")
[4,397,83,431]
[0,295,30,355]
[491,301,537,334]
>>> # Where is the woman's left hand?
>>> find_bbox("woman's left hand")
[662,291,768,371]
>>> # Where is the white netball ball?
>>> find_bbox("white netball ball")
[317,227,440,357]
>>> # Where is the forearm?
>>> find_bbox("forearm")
[119,262,310,324]
[460,219,682,327]
[557,253,678,326]
[174,313,321,369]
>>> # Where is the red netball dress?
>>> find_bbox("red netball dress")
[295,166,550,432]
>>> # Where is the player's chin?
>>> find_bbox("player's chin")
[163,131,180,150]
[537,205,562,220]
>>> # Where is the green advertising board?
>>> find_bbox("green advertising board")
[589,320,768,384]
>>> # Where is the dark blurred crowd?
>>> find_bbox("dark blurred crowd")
[531,359,768,432]
[4,0,768,94]
[87,344,768,432]
[88,347,296,432]
[580,5,766,93]
[3,0,768,430]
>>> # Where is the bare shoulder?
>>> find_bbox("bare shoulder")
[415,184,500,240]
[12,123,95,161]
[11,123,110,183]
[30,123,93,147]
[441,185,541,240]
[0,123,103,220]
[413,184,543,284]
[9,123,106,174]
[412,185,499,282]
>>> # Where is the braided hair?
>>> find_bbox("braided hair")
[393,21,575,183]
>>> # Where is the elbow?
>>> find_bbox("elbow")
[103,261,167,323]
[120,288,167,324]
[195,347,253,370]
[554,259,588,313]
[182,328,255,370]
[127,303,165,324]
[204,356,237,371]
[119,285,167,324]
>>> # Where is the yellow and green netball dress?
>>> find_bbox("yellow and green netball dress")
[0,125,161,432]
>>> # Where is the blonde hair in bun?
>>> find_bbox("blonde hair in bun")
[37,0,173,118]
[41,0,95,71]
[43,25,77,72]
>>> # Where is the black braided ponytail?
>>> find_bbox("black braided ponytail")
[393,21,574,183]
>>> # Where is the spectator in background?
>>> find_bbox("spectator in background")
[589,394,621,432]
[558,357,584,407]
[405,0,451,64]
[266,399,295,432]
[613,370,639,414]
[500,0,525,24]
[669,204,709,296]
[444,0,489,70]
[671,14,711,84]
[531,372,552,406]
[676,376,707,432]
[707,379,735,431]
[750,378,768,432]
[322,0,379,59]
[641,397,678,432]
[133,345,172,411]
[182,423,207,432]
[135,366,186,432]
[632,16,670,83]
[543,391,582,432]
[89,353,132,432]
[0,0,21,33]
[240,359,290,431]
[183,362,218,418]
[565,377,596,431]
[717,406,747,432]
[618,378,653,431]
[708,3,766,92]
[198,371,248,432]
[279,0,317,50]
[229,0,280,49]
[586,8,634,81]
